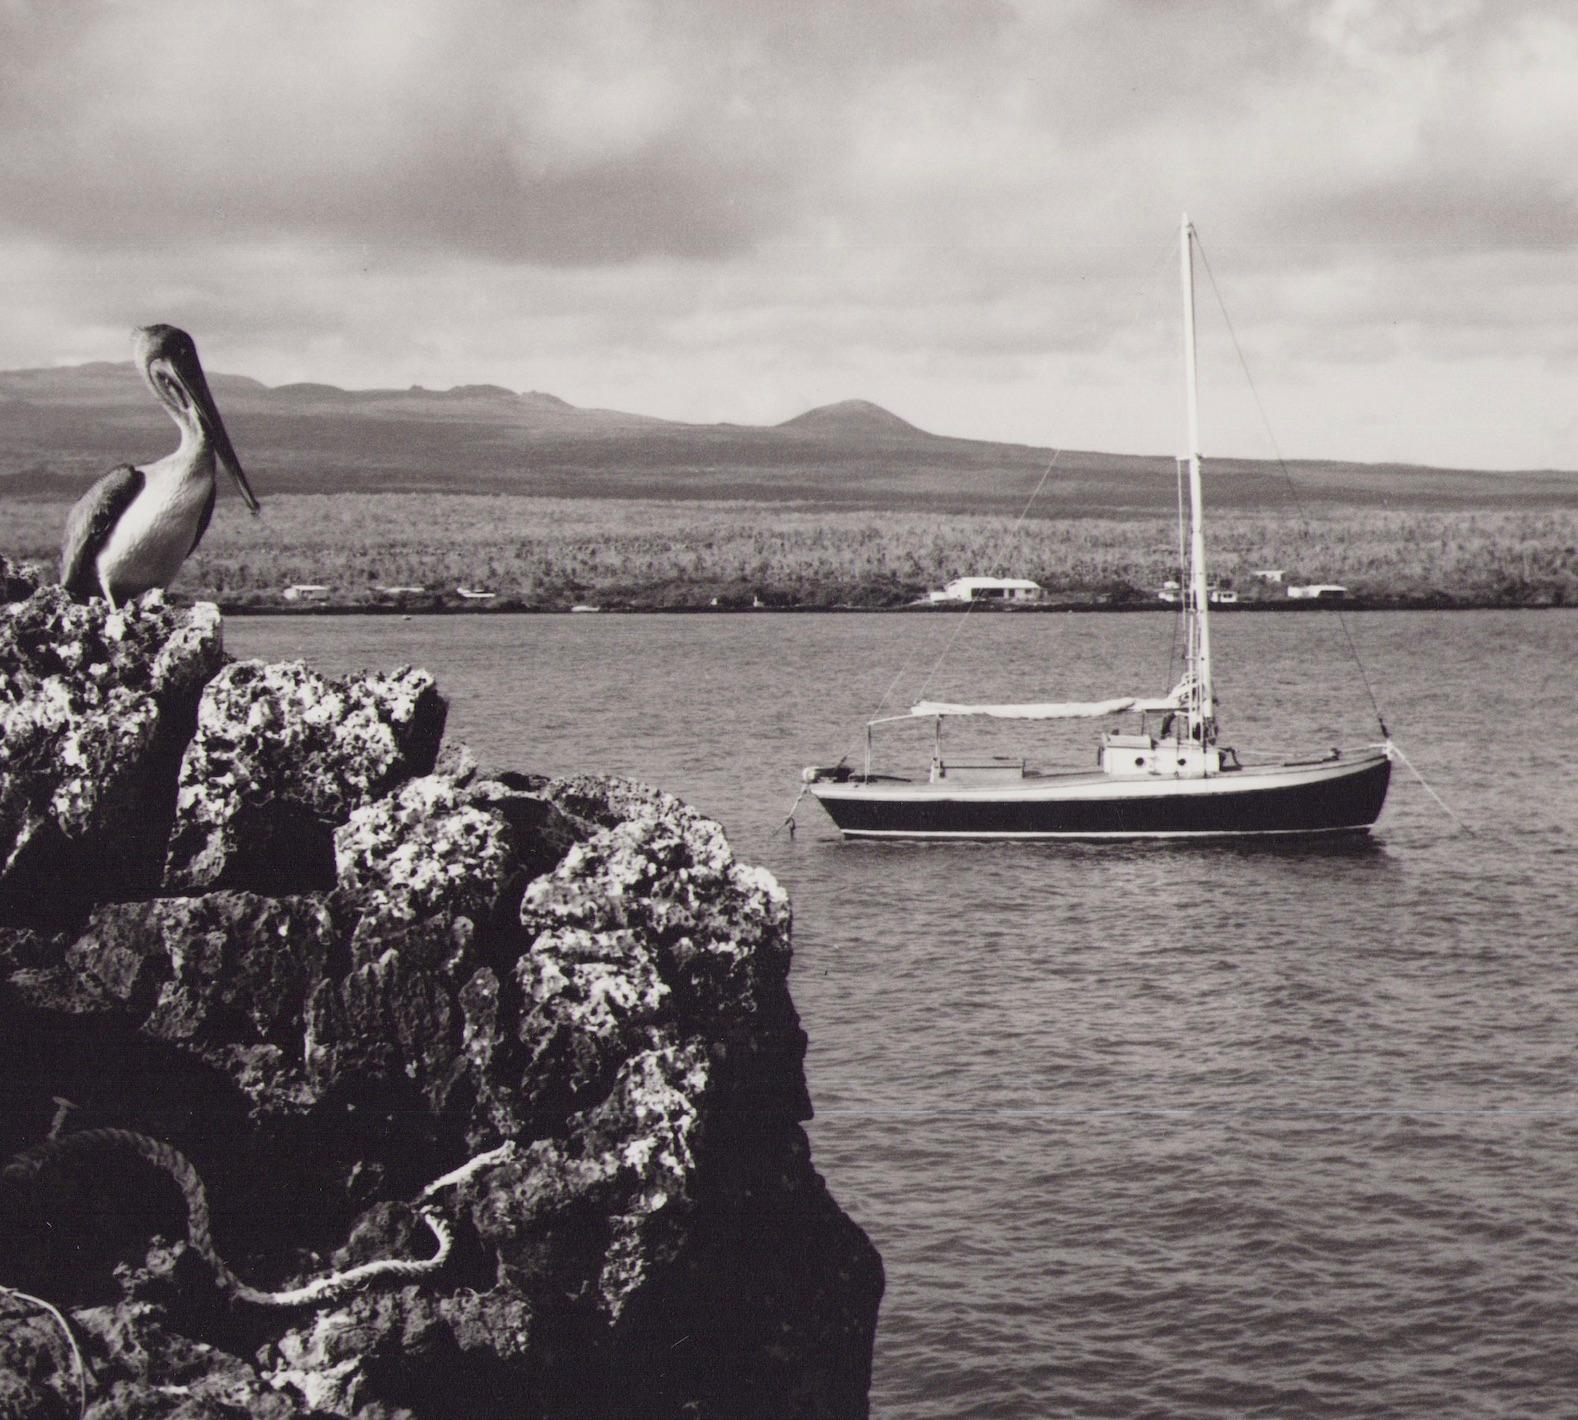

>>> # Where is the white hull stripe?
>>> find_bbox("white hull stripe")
[837,823,1376,841]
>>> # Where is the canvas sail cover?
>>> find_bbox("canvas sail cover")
[910,677,1193,721]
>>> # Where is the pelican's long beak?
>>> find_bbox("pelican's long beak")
[197,389,261,514]
[138,325,261,514]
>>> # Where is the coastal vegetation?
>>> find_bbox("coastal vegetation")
[5,493,1575,609]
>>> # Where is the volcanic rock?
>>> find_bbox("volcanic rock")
[0,561,223,926]
[0,578,882,1419]
[163,659,447,896]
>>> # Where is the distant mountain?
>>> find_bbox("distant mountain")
[2,359,1575,515]
[778,399,930,440]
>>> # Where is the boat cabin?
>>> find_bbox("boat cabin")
[1099,730,1220,778]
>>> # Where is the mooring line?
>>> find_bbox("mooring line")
[775,781,812,837]
[1387,740,1472,833]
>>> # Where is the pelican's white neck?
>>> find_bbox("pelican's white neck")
[146,418,215,487]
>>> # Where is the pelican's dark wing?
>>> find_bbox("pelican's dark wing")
[187,478,218,556]
[60,464,143,601]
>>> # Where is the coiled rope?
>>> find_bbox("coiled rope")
[0,1127,500,1309]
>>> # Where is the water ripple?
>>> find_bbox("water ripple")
[231,609,1578,1420]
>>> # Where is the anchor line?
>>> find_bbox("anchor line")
[775,781,812,837]
[1386,739,1472,833]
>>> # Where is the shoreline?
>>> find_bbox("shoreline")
[219,596,1573,616]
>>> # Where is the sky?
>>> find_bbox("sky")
[2,0,1576,470]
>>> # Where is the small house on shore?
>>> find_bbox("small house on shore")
[1159,580,1237,604]
[927,576,1043,604]
[282,584,330,602]
[1287,583,1347,601]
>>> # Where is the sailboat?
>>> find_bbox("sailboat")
[804,216,1392,841]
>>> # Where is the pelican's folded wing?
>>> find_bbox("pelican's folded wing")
[60,464,144,601]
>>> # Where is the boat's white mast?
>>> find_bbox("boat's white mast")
[1180,214,1214,744]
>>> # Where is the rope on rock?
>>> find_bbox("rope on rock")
[417,1139,516,1198]
[0,1283,88,1419]
[2,1126,467,1309]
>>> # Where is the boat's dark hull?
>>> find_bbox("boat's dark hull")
[810,752,1391,840]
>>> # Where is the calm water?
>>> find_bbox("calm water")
[230,609,1577,1419]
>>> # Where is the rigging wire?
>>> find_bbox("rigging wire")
[781,234,1180,834]
[788,224,1465,838]
[1166,455,1187,694]
[909,449,1065,703]
[1192,234,1391,740]
[911,235,1181,707]
[1193,235,1471,832]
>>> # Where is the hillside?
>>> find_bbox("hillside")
[776,398,930,440]
[3,360,1577,516]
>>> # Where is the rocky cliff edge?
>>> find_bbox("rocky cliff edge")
[0,555,881,1419]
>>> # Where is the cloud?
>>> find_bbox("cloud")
[0,0,822,261]
[4,0,1572,265]
[0,0,1576,468]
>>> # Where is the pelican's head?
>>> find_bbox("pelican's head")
[133,324,260,513]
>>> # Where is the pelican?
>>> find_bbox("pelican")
[60,324,259,606]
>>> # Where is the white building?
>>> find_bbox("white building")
[282,584,330,601]
[1159,580,1236,604]
[928,577,1043,604]
[1287,583,1347,600]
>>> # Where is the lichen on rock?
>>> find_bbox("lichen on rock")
[335,773,518,934]
[164,658,447,896]
[0,578,881,1419]
[1,564,224,925]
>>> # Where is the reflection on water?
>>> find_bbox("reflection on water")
[229,609,1578,1420]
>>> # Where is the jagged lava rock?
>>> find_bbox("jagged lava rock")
[0,562,223,926]
[163,658,446,895]
[0,583,881,1418]
[0,552,42,603]
[335,772,524,938]
[520,775,812,1128]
